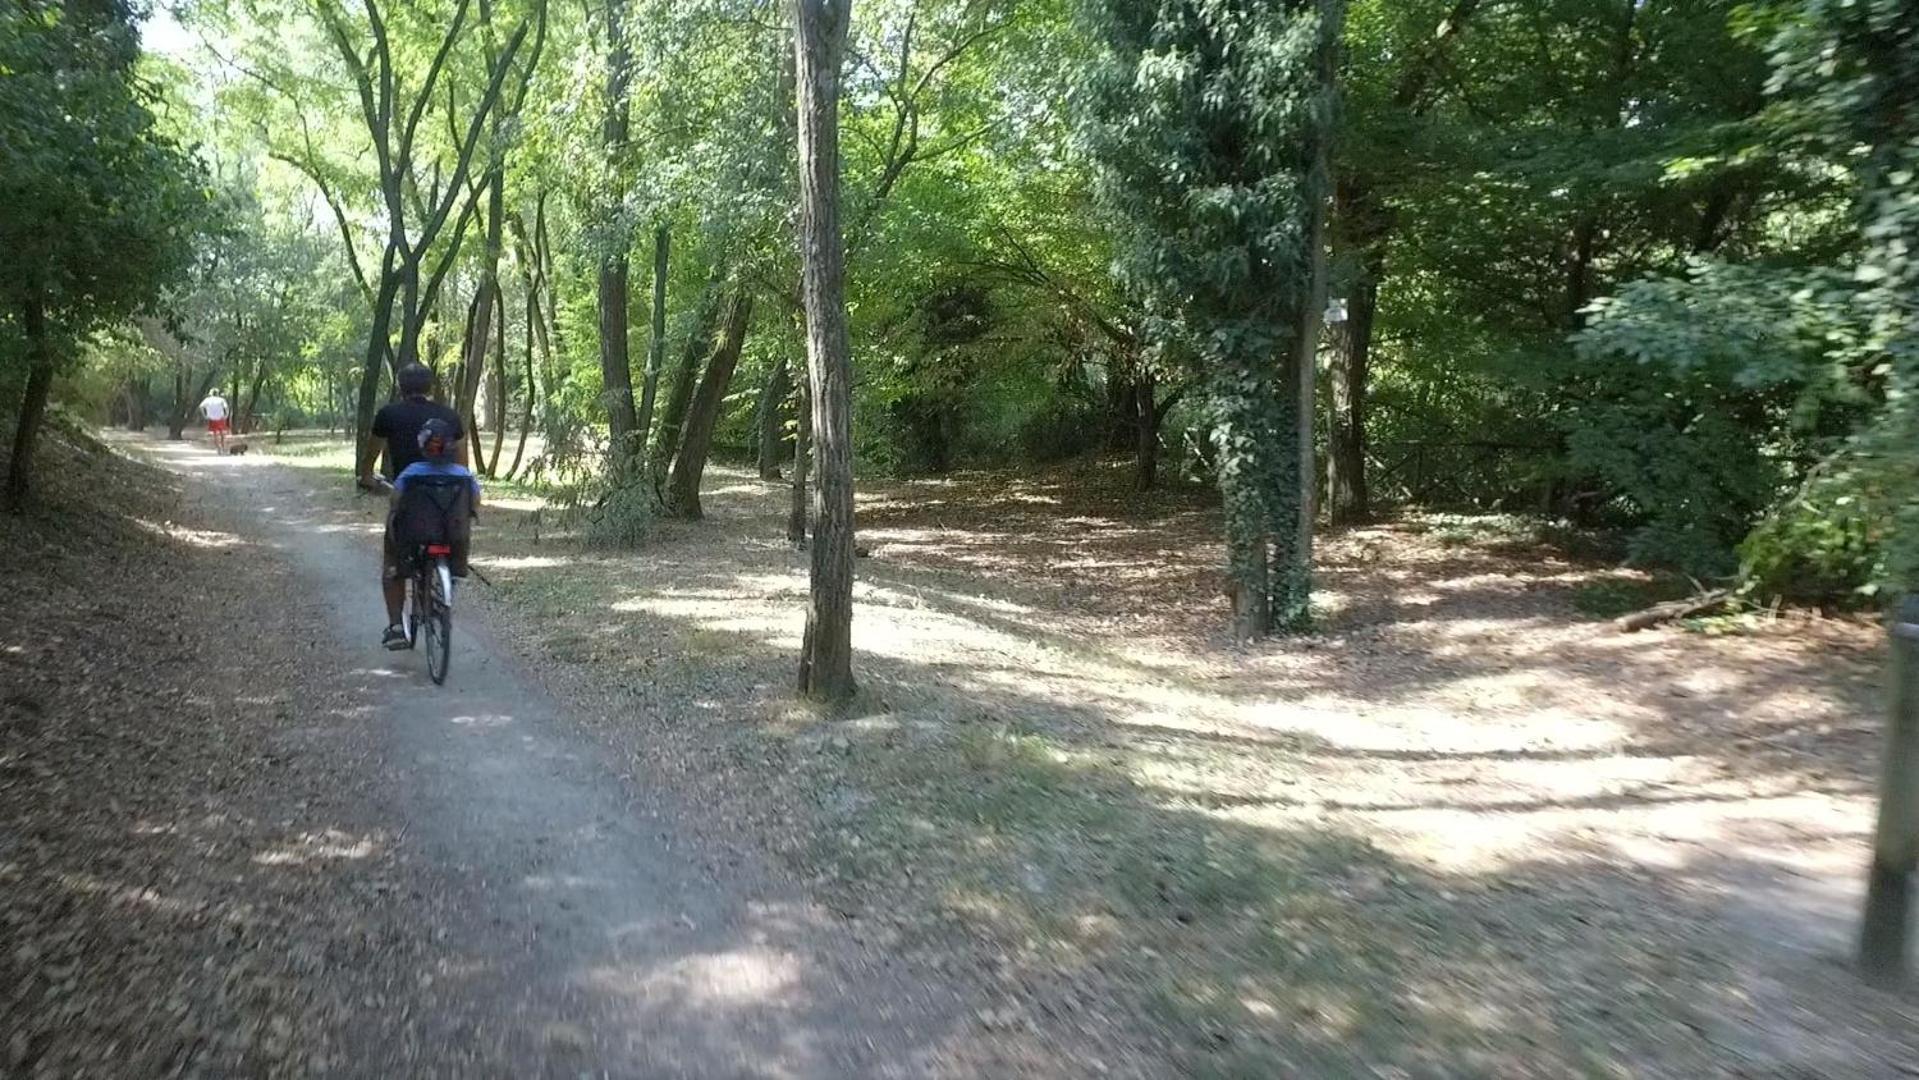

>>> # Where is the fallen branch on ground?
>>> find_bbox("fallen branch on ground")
[1615,588,1732,633]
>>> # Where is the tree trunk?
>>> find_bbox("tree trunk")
[1326,273,1375,524]
[396,260,425,371]
[756,355,792,480]
[597,0,638,464]
[356,266,403,477]
[461,173,507,444]
[792,0,856,701]
[488,279,508,476]
[5,300,56,511]
[1107,374,1139,452]
[1134,371,1157,491]
[243,357,270,435]
[1264,0,1337,634]
[634,224,669,452]
[788,378,810,544]
[508,270,538,480]
[664,292,754,519]
[126,378,149,431]
[1862,596,1919,981]
[649,272,727,488]
[597,256,638,458]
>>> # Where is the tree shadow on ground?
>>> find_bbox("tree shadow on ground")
[433,455,1919,1074]
[5,434,999,1079]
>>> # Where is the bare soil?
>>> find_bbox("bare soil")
[432,448,1919,1077]
[10,425,1919,1077]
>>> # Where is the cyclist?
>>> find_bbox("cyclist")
[360,363,466,649]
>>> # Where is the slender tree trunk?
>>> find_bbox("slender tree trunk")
[634,224,669,452]
[488,280,508,476]
[649,272,727,487]
[788,378,810,544]
[4,299,56,511]
[243,358,270,435]
[1108,374,1140,452]
[1327,273,1375,524]
[665,292,754,519]
[508,270,538,480]
[1134,371,1157,491]
[597,0,638,464]
[356,263,403,476]
[125,378,148,431]
[462,174,507,441]
[792,0,856,701]
[756,355,792,479]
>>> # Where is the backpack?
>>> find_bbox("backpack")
[394,474,474,549]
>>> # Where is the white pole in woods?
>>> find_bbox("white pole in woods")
[1861,594,1919,981]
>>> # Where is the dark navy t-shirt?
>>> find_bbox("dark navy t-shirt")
[371,396,464,479]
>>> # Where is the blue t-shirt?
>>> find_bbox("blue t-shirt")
[394,460,482,500]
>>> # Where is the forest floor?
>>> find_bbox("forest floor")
[2,430,991,1078]
[9,426,1919,1076]
[269,430,1919,1076]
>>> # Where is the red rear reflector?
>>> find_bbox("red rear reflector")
[426,544,453,555]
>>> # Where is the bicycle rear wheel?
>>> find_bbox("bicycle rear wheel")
[424,558,452,685]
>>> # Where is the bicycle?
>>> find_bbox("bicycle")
[363,472,466,686]
[402,539,456,685]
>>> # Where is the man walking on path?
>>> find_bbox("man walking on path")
[198,389,231,453]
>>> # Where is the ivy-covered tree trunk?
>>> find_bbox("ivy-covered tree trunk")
[1080,0,1343,637]
[665,292,754,519]
[792,0,856,701]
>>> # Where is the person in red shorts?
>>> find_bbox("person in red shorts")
[198,389,231,453]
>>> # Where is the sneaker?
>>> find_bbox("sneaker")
[382,624,408,650]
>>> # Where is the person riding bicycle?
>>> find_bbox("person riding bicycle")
[360,363,469,649]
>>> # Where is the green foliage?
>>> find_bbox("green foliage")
[0,0,210,345]
[1077,0,1339,631]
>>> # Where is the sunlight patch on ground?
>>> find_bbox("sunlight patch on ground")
[587,946,803,1008]
[449,713,515,728]
[133,517,245,548]
[252,829,379,866]
[476,554,574,571]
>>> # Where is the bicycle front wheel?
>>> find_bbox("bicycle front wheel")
[425,558,452,685]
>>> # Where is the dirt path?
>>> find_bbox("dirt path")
[89,435,972,1077]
